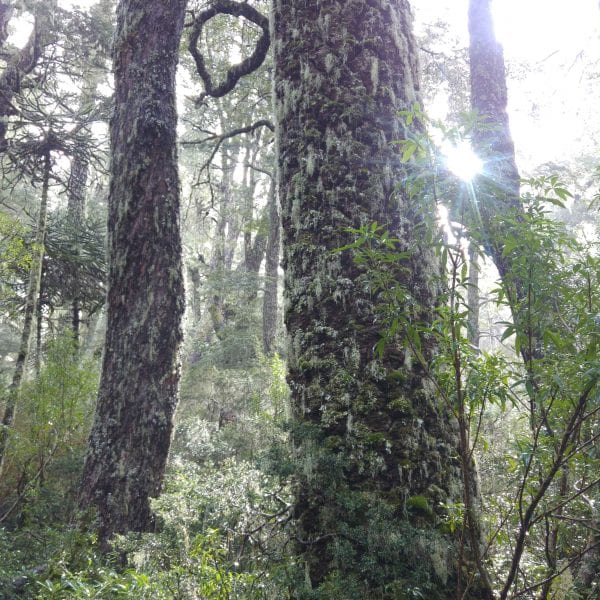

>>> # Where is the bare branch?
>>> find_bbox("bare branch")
[188,0,269,101]
[182,118,274,175]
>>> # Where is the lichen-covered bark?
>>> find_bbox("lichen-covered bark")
[262,179,279,355]
[273,1,489,596]
[78,0,185,546]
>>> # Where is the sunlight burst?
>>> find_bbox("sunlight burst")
[443,141,483,182]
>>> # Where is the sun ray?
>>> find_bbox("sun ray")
[443,141,483,182]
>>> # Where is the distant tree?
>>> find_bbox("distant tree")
[0,0,110,476]
[262,178,280,355]
[468,0,521,281]
[181,0,274,367]
[78,0,186,548]
[62,0,112,345]
[0,1,56,153]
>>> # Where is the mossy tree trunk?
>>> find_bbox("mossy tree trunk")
[273,1,491,597]
[78,0,186,547]
[262,178,279,355]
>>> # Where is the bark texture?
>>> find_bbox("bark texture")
[262,179,280,355]
[273,1,489,596]
[78,0,186,546]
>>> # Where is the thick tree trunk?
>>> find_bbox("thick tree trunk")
[273,1,491,597]
[78,0,186,547]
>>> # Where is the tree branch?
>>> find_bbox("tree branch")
[188,0,269,101]
[182,119,274,174]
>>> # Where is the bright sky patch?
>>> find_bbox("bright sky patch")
[443,141,483,182]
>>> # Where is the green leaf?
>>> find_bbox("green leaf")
[401,141,417,163]
[543,196,566,209]
[374,337,386,359]
[500,323,515,342]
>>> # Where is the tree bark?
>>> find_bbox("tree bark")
[78,0,186,547]
[273,1,491,596]
[467,244,480,348]
[468,0,520,213]
[262,179,279,355]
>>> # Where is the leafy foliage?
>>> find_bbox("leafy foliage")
[339,167,600,598]
[0,335,99,528]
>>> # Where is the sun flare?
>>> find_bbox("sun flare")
[443,141,483,182]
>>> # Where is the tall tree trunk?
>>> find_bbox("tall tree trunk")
[262,178,279,355]
[467,244,480,348]
[468,0,525,310]
[67,70,105,347]
[0,145,51,476]
[242,132,266,278]
[34,257,46,376]
[273,1,491,597]
[468,0,535,361]
[78,0,186,548]
[207,140,235,338]
[468,0,520,220]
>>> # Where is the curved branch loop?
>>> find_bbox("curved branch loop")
[189,0,269,100]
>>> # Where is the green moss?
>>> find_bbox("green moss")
[325,435,345,451]
[331,370,354,389]
[365,431,387,446]
[389,396,411,412]
[385,369,406,383]
[406,495,434,520]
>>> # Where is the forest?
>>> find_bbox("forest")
[0,0,598,598]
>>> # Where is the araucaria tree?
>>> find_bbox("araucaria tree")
[273,0,491,597]
[78,0,186,546]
